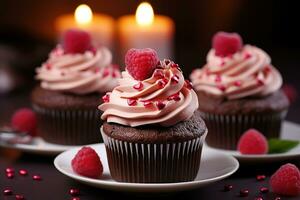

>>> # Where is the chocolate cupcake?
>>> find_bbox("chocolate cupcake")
[31,29,121,145]
[99,48,207,183]
[190,32,289,150]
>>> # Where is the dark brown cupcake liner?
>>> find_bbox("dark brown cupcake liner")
[201,110,288,150]
[101,127,207,183]
[33,104,102,145]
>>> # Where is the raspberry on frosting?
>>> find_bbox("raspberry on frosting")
[99,56,199,127]
[190,36,283,100]
[125,48,159,81]
[212,31,243,57]
[63,29,93,54]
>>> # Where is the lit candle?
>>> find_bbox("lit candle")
[55,4,115,48]
[117,2,174,60]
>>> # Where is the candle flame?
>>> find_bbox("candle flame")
[135,2,154,26]
[75,4,93,25]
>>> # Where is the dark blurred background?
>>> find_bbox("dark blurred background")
[0,0,299,122]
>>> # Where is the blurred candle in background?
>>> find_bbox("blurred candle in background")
[55,4,115,49]
[117,2,174,61]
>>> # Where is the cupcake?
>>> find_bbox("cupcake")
[99,48,207,183]
[190,31,289,150]
[31,29,121,145]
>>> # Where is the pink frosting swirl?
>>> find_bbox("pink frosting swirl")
[99,60,199,127]
[190,45,283,99]
[36,46,121,95]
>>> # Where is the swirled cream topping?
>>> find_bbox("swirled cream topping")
[36,45,121,95]
[99,60,198,127]
[190,45,283,99]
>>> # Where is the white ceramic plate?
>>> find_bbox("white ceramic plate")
[0,134,81,155]
[54,143,239,193]
[206,121,300,162]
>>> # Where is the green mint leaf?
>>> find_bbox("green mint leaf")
[268,138,299,154]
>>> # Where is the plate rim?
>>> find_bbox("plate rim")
[206,145,300,161]
[53,143,239,192]
[2,121,299,159]
[0,135,81,155]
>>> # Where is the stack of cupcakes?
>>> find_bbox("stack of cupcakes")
[32,29,121,145]
[190,32,289,150]
[99,48,207,183]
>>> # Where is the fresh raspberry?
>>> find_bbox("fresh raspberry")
[125,48,159,80]
[63,29,92,54]
[71,147,103,178]
[270,163,300,196]
[11,108,37,136]
[282,84,298,104]
[212,31,243,57]
[237,129,268,154]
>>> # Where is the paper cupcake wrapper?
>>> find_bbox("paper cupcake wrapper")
[33,104,102,145]
[101,127,207,183]
[201,110,288,150]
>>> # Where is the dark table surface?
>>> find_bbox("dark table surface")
[0,86,300,200]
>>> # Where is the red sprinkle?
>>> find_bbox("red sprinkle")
[7,172,14,179]
[223,184,233,192]
[127,99,137,106]
[244,52,252,59]
[19,169,28,176]
[257,78,264,86]
[45,63,52,70]
[102,93,110,103]
[3,189,13,195]
[171,63,179,68]
[239,189,249,197]
[6,167,14,173]
[112,70,118,78]
[15,195,25,200]
[185,80,193,90]
[218,84,226,91]
[102,68,110,77]
[143,101,153,107]
[234,81,242,87]
[164,60,170,65]
[220,61,226,66]
[215,75,222,83]
[133,82,144,91]
[94,68,100,73]
[153,69,164,79]
[264,66,271,73]
[171,75,179,84]
[156,101,166,110]
[157,78,168,89]
[69,188,80,196]
[256,174,266,181]
[168,93,181,102]
[260,187,269,193]
[33,175,42,181]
